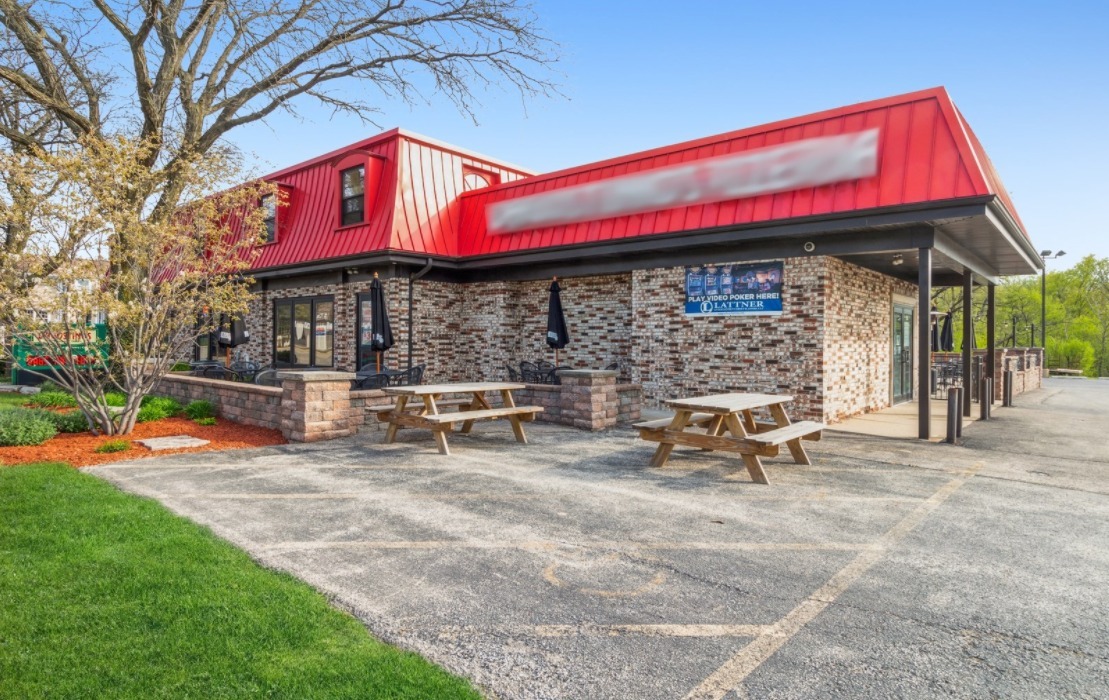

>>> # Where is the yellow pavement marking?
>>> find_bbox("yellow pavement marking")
[683,462,983,700]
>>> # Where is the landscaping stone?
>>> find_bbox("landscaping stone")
[18,386,41,395]
[136,435,210,451]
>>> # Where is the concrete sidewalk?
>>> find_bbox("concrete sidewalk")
[89,378,1109,699]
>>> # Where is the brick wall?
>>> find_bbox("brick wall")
[627,258,827,421]
[234,256,925,426]
[822,258,919,423]
[994,347,1044,399]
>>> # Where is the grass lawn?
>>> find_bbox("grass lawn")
[0,392,26,411]
[0,464,483,699]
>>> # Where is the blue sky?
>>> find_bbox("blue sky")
[228,0,1109,267]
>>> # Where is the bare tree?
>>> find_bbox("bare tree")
[0,0,557,215]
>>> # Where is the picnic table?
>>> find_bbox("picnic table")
[379,382,542,455]
[634,393,824,484]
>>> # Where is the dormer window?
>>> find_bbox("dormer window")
[261,193,277,242]
[341,165,365,226]
[463,166,499,192]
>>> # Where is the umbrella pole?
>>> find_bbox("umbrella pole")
[376,351,381,372]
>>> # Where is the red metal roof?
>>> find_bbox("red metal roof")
[253,129,532,269]
[249,87,1028,270]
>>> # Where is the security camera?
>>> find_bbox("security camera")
[803,241,816,253]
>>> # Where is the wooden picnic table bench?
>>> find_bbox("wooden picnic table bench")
[380,382,542,455]
[635,393,824,484]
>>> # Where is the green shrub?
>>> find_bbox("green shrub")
[0,409,58,446]
[136,396,183,423]
[171,361,192,372]
[194,417,217,426]
[95,439,131,454]
[184,400,217,420]
[47,410,90,434]
[103,391,128,407]
[1046,337,1096,375]
[25,391,78,409]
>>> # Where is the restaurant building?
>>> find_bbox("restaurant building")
[231,87,1041,437]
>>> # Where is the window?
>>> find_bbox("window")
[340,165,365,226]
[261,193,276,242]
[193,310,217,362]
[273,296,334,368]
[463,167,499,192]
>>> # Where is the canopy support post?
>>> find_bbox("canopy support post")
[986,282,996,402]
[918,247,932,440]
[962,270,973,417]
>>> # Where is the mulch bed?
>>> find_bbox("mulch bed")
[0,416,286,468]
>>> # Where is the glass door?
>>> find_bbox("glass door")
[892,304,914,404]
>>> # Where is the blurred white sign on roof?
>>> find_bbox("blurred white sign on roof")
[488,129,879,234]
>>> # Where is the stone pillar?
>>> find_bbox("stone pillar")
[559,369,619,431]
[277,371,356,442]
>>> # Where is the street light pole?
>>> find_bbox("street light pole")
[1039,250,1066,349]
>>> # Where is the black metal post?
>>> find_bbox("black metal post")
[918,248,933,440]
[1041,266,1047,348]
[980,378,992,420]
[962,271,973,417]
[987,282,996,397]
[946,387,959,444]
[956,387,964,439]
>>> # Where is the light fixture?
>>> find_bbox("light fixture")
[1040,250,1066,348]
[891,253,904,266]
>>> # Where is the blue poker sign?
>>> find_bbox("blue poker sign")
[685,262,783,316]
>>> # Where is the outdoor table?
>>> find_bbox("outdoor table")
[635,393,824,484]
[381,382,543,455]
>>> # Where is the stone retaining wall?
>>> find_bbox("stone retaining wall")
[160,371,643,442]
[157,374,283,431]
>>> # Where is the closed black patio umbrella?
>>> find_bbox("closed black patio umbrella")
[930,307,940,352]
[939,313,954,352]
[216,313,250,366]
[368,272,394,371]
[546,277,570,365]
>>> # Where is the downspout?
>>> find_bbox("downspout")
[408,258,434,369]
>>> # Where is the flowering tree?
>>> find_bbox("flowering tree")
[0,137,273,434]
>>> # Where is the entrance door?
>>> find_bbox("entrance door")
[892,304,914,404]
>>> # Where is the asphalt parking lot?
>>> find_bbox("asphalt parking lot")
[89,378,1109,699]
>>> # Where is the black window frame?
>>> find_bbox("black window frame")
[261,193,277,242]
[272,295,335,369]
[340,165,365,226]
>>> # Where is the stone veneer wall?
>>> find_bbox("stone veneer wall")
[822,258,919,423]
[233,256,926,425]
[156,374,283,430]
[994,347,1044,399]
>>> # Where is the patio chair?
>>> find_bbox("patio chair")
[353,372,391,390]
[388,364,425,387]
[229,359,261,383]
[519,361,546,384]
[253,368,283,387]
[505,363,520,382]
